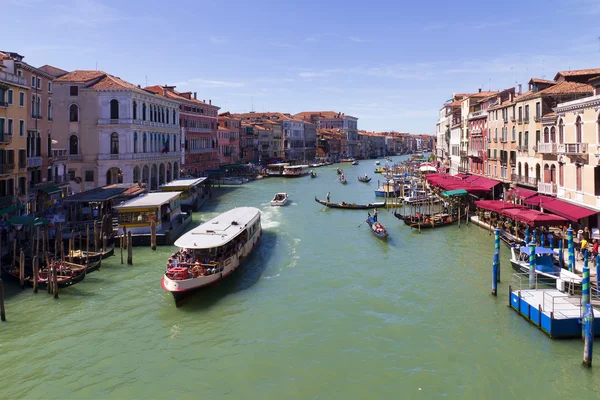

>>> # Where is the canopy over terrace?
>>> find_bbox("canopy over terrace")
[506,187,537,202]
[526,195,597,223]
[426,174,500,195]
[500,208,568,227]
[474,200,526,213]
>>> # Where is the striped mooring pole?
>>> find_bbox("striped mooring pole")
[558,239,564,269]
[583,303,594,368]
[541,233,545,248]
[567,226,575,273]
[582,251,590,307]
[529,241,536,289]
[492,227,500,296]
[549,235,554,253]
[525,227,530,245]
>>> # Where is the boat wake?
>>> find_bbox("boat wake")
[170,324,181,339]
[287,238,301,269]
[261,207,281,229]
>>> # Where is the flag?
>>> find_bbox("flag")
[162,140,167,153]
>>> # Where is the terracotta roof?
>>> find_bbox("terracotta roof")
[518,81,593,101]
[295,111,356,120]
[447,100,462,107]
[38,64,68,77]
[555,68,600,78]
[89,74,140,90]
[529,78,556,85]
[144,85,217,107]
[54,70,106,83]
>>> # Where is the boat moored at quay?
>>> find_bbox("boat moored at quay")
[282,165,309,177]
[162,207,262,305]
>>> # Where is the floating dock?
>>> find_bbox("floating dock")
[509,286,600,338]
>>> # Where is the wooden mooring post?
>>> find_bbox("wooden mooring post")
[52,265,59,299]
[127,231,133,265]
[0,278,6,321]
[120,236,124,264]
[151,220,157,250]
[33,256,39,293]
[19,249,25,289]
[93,221,98,253]
[12,239,16,268]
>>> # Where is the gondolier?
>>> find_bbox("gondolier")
[327,192,331,202]
[373,208,378,222]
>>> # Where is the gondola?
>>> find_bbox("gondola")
[358,175,371,182]
[101,243,115,259]
[403,213,462,229]
[1,261,87,289]
[366,216,388,239]
[337,168,343,175]
[310,171,317,178]
[66,250,103,272]
[340,176,347,184]
[315,197,386,209]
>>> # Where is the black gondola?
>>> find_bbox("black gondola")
[315,197,386,210]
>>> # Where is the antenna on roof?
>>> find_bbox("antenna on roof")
[145,75,148,87]
[251,96,254,112]
[95,61,98,70]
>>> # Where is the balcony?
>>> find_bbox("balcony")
[189,148,213,154]
[0,165,6,175]
[97,118,179,129]
[0,134,12,144]
[229,137,236,142]
[187,127,212,133]
[467,149,483,158]
[557,142,588,155]
[6,163,15,170]
[517,118,523,124]
[534,115,541,122]
[27,156,43,168]
[511,174,539,188]
[511,117,516,122]
[470,128,483,136]
[52,149,68,161]
[537,142,557,154]
[0,101,8,108]
[31,114,43,120]
[468,110,487,120]
[538,182,557,196]
[524,118,529,124]
[0,70,28,87]
[68,154,82,161]
[500,137,508,143]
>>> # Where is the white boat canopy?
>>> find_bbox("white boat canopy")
[160,178,207,189]
[115,192,181,210]
[174,207,261,249]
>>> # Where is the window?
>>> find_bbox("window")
[133,101,137,120]
[68,170,76,181]
[47,135,52,155]
[85,171,94,182]
[535,102,540,120]
[495,128,498,140]
[19,92,24,106]
[0,118,3,136]
[70,86,79,96]
[133,132,138,153]
[7,119,13,135]
[518,131,522,147]
[18,177,26,196]
[47,99,52,120]
[551,127,556,143]
[518,107,522,122]
[535,130,540,148]
[597,114,600,144]
[19,149,26,168]
[143,133,147,152]
[525,105,529,121]
[69,135,78,154]
[69,104,78,122]
[7,90,13,105]
[575,116,582,143]
[524,131,529,147]
[19,120,24,136]
[48,82,52,92]
[110,132,119,154]
[576,165,582,191]
[36,77,41,89]
[142,103,146,120]
[31,76,36,87]
[110,99,119,119]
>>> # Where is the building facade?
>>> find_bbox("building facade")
[217,113,240,165]
[295,111,358,157]
[53,70,181,192]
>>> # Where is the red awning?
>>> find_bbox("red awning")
[501,208,568,227]
[525,195,553,206]
[474,200,526,212]
[507,187,537,201]
[468,176,501,190]
[538,198,598,222]
[455,173,469,179]
[464,175,479,183]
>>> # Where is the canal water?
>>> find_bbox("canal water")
[1,156,598,399]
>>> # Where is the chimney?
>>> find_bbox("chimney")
[478,88,482,93]
[517,84,522,95]
[193,92,197,100]
[137,84,141,88]
[209,99,212,105]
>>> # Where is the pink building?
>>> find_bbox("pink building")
[217,112,240,165]
[144,85,220,176]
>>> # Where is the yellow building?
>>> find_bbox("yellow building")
[0,55,28,212]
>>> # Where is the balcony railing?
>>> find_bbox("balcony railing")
[189,148,213,154]
[0,134,12,144]
[537,142,557,154]
[524,118,529,124]
[0,70,28,87]
[511,174,539,188]
[538,182,557,195]
[0,165,6,175]
[31,114,43,119]
[511,117,516,122]
[68,154,82,161]
[470,128,483,135]
[187,127,212,133]
[97,118,179,129]
[98,151,180,160]
[0,101,8,107]
[27,156,43,168]
[52,149,68,161]
[468,110,487,119]
[467,149,483,158]
[557,142,588,155]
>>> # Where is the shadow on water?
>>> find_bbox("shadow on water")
[200,186,244,213]
[177,230,277,312]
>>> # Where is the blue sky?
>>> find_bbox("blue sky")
[3,0,600,133]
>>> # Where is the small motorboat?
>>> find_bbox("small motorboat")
[366,216,388,240]
[337,168,343,175]
[310,170,317,178]
[358,175,371,183]
[351,160,359,165]
[510,245,582,291]
[270,192,289,206]
[374,167,385,173]
[339,176,347,184]
[375,161,381,165]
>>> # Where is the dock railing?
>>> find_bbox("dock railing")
[511,272,539,291]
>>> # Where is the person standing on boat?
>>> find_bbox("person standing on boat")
[373,208,378,222]
[327,192,331,202]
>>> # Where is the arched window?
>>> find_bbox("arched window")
[47,99,52,120]
[543,127,549,143]
[559,162,564,186]
[143,133,147,153]
[173,109,176,124]
[161,107,165,123]
[47,135,52,156]
[575,116,582,143]
[166,109,170,124]
[133,166,140,183]
[69,135,78,155]
[173,134,177,152]
[149,105,153,122]
[69,104,79,122]
[110,132,119,154]
[597,113,600,144]
[558,119,564,144]
[142,103,146,120]
[133,132,138,153]
[550,127,556,143]
[110,99,119,119]
[133,101,137,120]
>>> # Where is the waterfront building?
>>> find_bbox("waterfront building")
[358,131,386,158]
[294,111,358,157]
[459,90,497,174]
[145,86,219,177]
[486,88,519,184]
[448,99,462,175]
[251,121,283,162]
[1,52,70,213]
[53,70,181,192]
[217,112,240,165]
[0,53,29,211]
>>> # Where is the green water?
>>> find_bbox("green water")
[1,156,598,399]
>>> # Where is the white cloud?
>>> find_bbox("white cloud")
[298,71,328,78]
[349,36,369,43]
[184,78,245,88]
[51,0,130,27]
[209,36,227,44]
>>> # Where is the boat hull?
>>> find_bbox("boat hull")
[315,197,386,210]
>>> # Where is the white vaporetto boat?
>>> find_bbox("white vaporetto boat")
[270,192,289,206]
[161,207,262,305]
